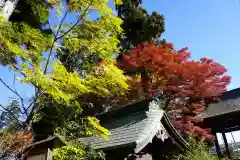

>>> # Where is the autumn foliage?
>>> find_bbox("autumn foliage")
[0,131,32,158]
[119,41,231,140]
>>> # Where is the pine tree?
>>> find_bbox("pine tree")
[0,100,20,129]
[116,0,165,51]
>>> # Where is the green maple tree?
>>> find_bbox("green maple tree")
[0,0,128,159]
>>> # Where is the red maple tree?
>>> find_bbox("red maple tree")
[118,41,231,140]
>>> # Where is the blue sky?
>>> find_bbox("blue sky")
[144,0,240,90]
[0,0,240,142]
[143,0,240,143]
[2,0,240,103]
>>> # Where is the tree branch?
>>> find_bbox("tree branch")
[0,78,25,110]
[26,91,44,113]
[24,91,44,125]
[0,104,21,125]
[44,0,93,74]
[56,0,93,40]
[12,75,26,115]
[44,10,69,74]
[48,20,57,39]
[15,0,93,126]
[29,10,70,124]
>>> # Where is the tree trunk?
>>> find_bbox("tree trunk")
[0,0,19,20]
[141,70,150,96]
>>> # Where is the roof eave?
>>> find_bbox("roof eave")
[162,113,188,150]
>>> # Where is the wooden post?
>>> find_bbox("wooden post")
[222,132,232,160]
[47,148,52,160]
[214,133,222,158]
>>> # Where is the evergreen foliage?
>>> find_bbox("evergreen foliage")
[116,0,165,50]
[9,0,49,29]
[0,100,20,129]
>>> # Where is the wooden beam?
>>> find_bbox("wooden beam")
[214,133,222,158]
[47,148,52,160]
[223,126,240,133]
[222,132,232,160]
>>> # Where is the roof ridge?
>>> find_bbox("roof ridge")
[97,96,163,123]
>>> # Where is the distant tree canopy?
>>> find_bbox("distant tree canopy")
[116,0,165,51]
[0,100,20,130]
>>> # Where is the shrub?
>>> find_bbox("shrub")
[171,137,219,160]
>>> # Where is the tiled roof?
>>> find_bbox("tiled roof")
[78,98,188,153]
[200,88,240,119]
[79,99,167,152]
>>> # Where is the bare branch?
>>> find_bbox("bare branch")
[11,63,45,124]
[26,91,44,113]
[0,78,25,109]
[48,20,57,38]
[44,0,93,75]
[12,75,26,115]
[0,104,21,125]
[44,10,68,74]
[56,1,93,40]
[11,65,38,89]
[24,91,44,125]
